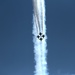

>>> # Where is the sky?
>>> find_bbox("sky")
[0,0,75,75]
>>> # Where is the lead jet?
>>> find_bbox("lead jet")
[33,0,45,41]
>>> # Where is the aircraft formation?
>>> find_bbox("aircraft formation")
[37,32,45,41]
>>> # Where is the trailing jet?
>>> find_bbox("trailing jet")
[37,32,45,41]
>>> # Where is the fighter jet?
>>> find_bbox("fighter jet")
[37,32,45,41]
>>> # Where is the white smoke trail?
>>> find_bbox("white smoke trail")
[32,0,48,75]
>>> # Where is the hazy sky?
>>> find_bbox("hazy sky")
[0,0,75,75]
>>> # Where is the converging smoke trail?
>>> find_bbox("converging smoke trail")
[32,0,48,75]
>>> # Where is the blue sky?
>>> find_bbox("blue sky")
[0,0,75,75]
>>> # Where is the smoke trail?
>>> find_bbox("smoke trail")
[32,0,48,75]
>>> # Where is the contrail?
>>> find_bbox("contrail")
[32,0,48,75]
